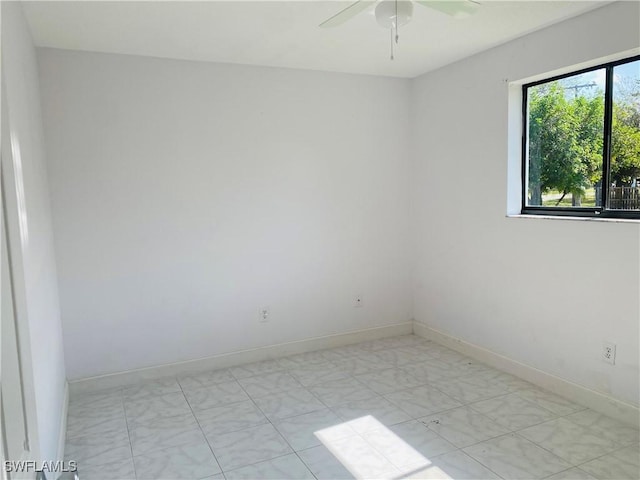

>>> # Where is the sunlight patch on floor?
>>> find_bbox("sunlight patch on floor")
[314,415,453,479]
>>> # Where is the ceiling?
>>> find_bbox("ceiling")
[23,1,608,78]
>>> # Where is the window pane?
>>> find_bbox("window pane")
[526,70,605,208]
[609,60,640,210]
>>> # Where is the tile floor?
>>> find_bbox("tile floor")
[65,335,640,480]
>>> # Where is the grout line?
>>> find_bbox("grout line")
[258,389,325,480]
[120,394,137,479]
[512,430,580,466]
[512,418,636,470]
[231,377,320,478]
[573,440,640,470]
[178,377,225,477]
[222,451,305,477]
[455,449,507,480]
[539,467,586,480]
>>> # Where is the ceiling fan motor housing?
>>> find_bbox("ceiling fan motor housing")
[375,0,414,28]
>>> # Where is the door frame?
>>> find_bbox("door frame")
[1,72,41,475]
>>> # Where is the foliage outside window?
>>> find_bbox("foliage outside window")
[523,56,640,218]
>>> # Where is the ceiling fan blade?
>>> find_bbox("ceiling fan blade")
[319,1,377,28]
[415,0,479,19]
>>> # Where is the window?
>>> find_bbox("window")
[522,55,640,218]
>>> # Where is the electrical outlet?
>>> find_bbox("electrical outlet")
[602,342,616,365]
[259,306,270,323]
[354,295,363,308]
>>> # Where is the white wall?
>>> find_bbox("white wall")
[37,49,412,380]
[35,0,639,410]
[411,2,640,406]
[1,2,67,462]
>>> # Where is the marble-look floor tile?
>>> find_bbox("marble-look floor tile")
[385,385,462,418]
[438,360,484,384]
[65,427,131,468]
[400,362,451,385]
[373,349,429,367]
[424,348,470,365]
[297,445,355,480]
[319,346,363,362]
[253,387,326,421]
[238,371,302,398]
[360,427,432,473]
[128,412,205,457]
[287,362,350,387]
[564,409,639,446]
[386,335,429,348]
[69,388,123,407]
[518,417,621,465]
[230,360,283,379]
[331,396,411,432]
[445,361,499,379]
[122,377,181,401]
[515,387,585,416]
[394,344,437,359]
[184,381,249,412]
[68,392,124,415]
[321,344,369,360]
[395,340,433,359]
[133,440,221,479]
[545,467,598,479]
[355,368,427,395]
[491,372,537,392]
[278,350,330,368]
[430,374,508,404]
[224,453,315,479]
[177,368,235,390]
[75,456,135,480]
[420,406,510,448]
[383,420,457,461]
[66,411,128,440]
[409,342,449,354]
[363,335,427,351]
[459,366,525,390]
[124,391,191,422]
[463,433,572,479]
[273,408,345,451]
[354,350,399,364]
[309,378,375,407]
[322,434,402,478]
[470,393,557,430]
[399,343,439,357]
[334,356,393,376]
[579,444,640,480]
[64,336,640,480]
[398,351,436,368]
[66,393,127,439]
[208,423,292,471]
[354,338,399,352]
[196,399,268,436]
[411,450,501,480]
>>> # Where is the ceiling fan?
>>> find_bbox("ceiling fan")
[320,0,480,59]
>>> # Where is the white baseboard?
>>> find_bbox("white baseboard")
[56,381,68,462]
[69,321,413,395]
[413,320,639,427]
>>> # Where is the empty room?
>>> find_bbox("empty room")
[1,0,639,479]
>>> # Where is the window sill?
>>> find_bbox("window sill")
[507,214,639,224]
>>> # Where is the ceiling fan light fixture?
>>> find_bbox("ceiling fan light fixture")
[375,0,414,29]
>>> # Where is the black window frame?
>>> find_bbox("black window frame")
[521,54,640,220]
